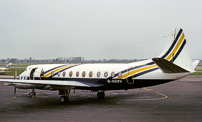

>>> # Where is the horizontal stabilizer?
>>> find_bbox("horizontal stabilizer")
[192,60,200,69]
[152,58,189,73]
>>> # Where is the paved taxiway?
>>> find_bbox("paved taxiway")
[0,75,202,122]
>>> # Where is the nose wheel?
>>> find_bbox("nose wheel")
[97,92,105,99]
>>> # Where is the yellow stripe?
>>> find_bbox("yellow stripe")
[166,33,185,61]
[117,64,157,79]
[43,64,76,77]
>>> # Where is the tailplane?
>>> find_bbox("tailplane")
[152,58,189,73]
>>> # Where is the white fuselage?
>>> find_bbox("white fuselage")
[18,59,190,90]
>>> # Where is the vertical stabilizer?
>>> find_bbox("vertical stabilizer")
[5,63,12,68]
[158,28,194,71]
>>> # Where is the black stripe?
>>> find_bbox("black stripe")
[146,62,155,65]
[171,39,186,62]
[161,29,183,59]
[51,64,79,77]
[132,67,159,78]
[44,64,67,74]
[110,63,154,79]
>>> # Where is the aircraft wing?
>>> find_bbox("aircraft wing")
[152,58,189,73]
[0,79,92,87]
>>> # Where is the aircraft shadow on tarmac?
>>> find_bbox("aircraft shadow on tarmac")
[1,88,167,111]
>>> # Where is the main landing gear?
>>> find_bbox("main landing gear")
[58,90,105,103]
[59,90,71,103]
[59,96,69,103]
[97,91,105,99]
[29,89,36,98]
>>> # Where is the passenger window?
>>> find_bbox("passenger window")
[69,71,73,77]
[89,71,93,78]
[97,71,101,77]
[82,71,86,77]
[118,72,122,78]
[57,72,61,77]
[62,71,66,77]
[111,72,115,77]
[76,71,79,77]
[104,72,108,77]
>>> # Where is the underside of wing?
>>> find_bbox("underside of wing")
[152,58,189,73]
[0,79,93,87]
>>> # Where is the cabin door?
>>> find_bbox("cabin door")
[34,67,43,80]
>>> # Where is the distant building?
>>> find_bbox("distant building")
[74,57,81,63]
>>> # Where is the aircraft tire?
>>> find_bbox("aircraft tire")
[59,96,69,103]
[30,92,36,97]
[97,92,105,99]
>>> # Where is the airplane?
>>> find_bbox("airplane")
[0,28,199,103]
[0,63,12,74]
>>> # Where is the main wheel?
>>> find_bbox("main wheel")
[32,92,36,97]
[97,92,105,99]
[30,92,36,97]
[59,96,69,103]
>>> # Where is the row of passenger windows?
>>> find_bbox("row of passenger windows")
[51,71,122,78]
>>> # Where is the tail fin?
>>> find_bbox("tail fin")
[158,28,197,71]
[5,63,12,68]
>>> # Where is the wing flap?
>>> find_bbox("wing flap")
[152,58,189,73]
[0,79,91,87]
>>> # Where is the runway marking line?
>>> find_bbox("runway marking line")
[143,88,168,101]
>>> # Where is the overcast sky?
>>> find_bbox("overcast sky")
[0,0,201,60]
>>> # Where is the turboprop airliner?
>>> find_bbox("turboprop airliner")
[0,28,199,103]
[0,63,12,74]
